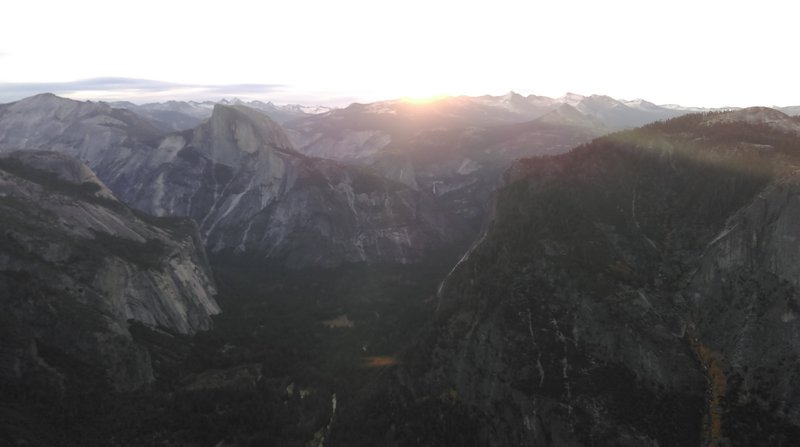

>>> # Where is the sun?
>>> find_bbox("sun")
[399,93,451,104]
[387,82,453,104]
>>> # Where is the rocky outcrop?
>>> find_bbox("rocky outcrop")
[121,104,298,224]
[0,151,219,390]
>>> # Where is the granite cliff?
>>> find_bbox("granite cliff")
[0,151,219,391]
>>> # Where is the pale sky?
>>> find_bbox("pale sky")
[1,0,798,107]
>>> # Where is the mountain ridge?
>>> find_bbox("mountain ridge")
[333,108,800,445]
[0,94,460,267]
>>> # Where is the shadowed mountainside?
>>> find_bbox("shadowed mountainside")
[333,108,800,446]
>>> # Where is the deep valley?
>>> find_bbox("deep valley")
[2,91,800,446]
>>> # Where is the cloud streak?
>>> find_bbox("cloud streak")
[0,78,291,104]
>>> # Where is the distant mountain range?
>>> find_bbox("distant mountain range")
[109,98,333,132]
[107,92,800,135]
[283,92,799,161]
[280,92,720,233]
[4,90,800,445]
[4,92,798,261]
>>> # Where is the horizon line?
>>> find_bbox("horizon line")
[0,77,793,110]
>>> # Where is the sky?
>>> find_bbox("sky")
[1,0,798,107]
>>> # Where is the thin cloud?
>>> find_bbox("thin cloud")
[0,78,288,104]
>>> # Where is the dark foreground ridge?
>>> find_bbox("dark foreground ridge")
[333,109,800,446]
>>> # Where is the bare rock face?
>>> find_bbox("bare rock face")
[0,93,163,189]
[190,103,295,166]
[214,157,452,268]
[0,151,219,391]
[688,175,800,440]
[120,104,300,233]
[121,104,458,267]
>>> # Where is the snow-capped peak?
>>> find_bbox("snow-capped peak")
[622,98,659,111]
[560,92,586,106]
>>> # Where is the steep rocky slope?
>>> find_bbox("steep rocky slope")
[335,109,800,446]
[0,93,163,190]
[0,151,219,391]
[122,104,456,267]
[0,95,457,267]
